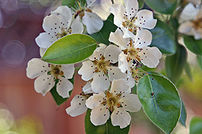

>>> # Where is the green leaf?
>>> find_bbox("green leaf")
[179,102,187,127]
[50,78,74,105]
[90,14,117,45]
[42,34,97,64]
[184,36,202,55]
[150,20,176,55]
[144,0,178,14]
[85,110,130,134]
[184,62,192,80]
[137,73,181,134]
[62,0,86,8]
[138,0,144,8]
[190,117,202,134]
[165,45,187,82]
[197,55,202,70]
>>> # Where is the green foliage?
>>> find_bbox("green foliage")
[144,0,178,14]
[190,117,202,134]
[138,0,144,8]
[179,102,187,127]
[85,110,130,134]
[165,45,187,83]
[183,36,202,56]
[197,55,202,70]
[42,34,97,64]
[62,0,86,9]
[150,20,176,55]
[184,62,192,80]
[137,72,181,134]
[90,14,117,45]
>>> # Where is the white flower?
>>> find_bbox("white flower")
[78,44,135,93]
[178,3,202,40]
[26,58,74,98]
[74,0,112,34]
[86,79,141,128]
[110,0,157,39]
[66,82,93,117]
[35,6,84,49]
[109,28,162,72]
[187,0,201,6]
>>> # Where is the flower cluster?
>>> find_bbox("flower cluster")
[26,0,162,129]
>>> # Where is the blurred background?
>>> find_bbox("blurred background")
[0,0,201,134]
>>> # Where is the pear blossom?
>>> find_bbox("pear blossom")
[179,3,202,40]
[73,0,112,34]
[186,0,201,6]
[78,44,135,93]
[110,0,157,39]
[35,6,84,49]
[26,58,74,98]
[109,28,162,73]
[66,82,93,117]
[86,79,142,128]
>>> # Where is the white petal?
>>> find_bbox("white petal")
[178,21,194,36]
[118,52,130,73]
[89,44,106,61]
[119,94,141,112]
[139,47,162,68]
[35,32,54,48]
[109,28,129,49]
[61,64,75,79]
[26,58,49,79]
[110,4,125,27]
[104,45,121,63]
[34,73,55,96]
[134,10,157,29]
[86,92,106,109]
[111,108,131,128]
[179,3,199,23]
[40,48,47,57]
[56,77,73,98]
[90,105,110,126]
[113,0,124,4]
[91,72,110,93]
[108,67,126,81]
[82,82,94,94]
[78,61,95,81]
[51,6,72,28]
[124,0,139,19]
[91,0,112,20]
[86,0,96,7]
[82,12,103,34]
[110,79,130,94]
[124,73,135,88]
[66,95,87,117]
[121,26,136,39]
[134,29,152,48]
[71,16,84,34]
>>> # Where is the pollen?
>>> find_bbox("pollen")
[50,65,64,79]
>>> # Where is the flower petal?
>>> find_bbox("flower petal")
[71,16,84,34]
[91,0,112,20]
[121,27,136,39]
[82,12,103,34]
[26,58,49,79]
[40,48,47,57]
[108,67,126,81]
[139,47,162,68]
[66,95,87,117]
[56,77,73,98]
[119,94,141,112]
[86,0,96,7]
[34,73,55,96]
[134,10,157,29]
[35,32,55,49]
[90,105,110,126]
[83,82,94,94]
[111,108,131,128]
[78,61,95,81]
[118,52,130,73]
[109,29,129,50]
[86,92,106,109]
[61,64,75,79]
[134,29,152,48]
[91,72,110,93]
[104,45,121,63]
[89,44,106,61]
[124,0,139,19]
[110,4,125,27]
[178,21,194,36]
[110,79,130,94]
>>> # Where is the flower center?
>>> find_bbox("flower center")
[50,65,64,79]
[57,28,72,38]
[93,56,110,74]
[192,18,202,30]
[122,17,137,35]
[104,91,121,112]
